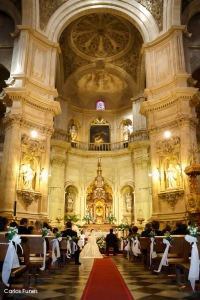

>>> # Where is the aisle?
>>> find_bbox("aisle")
[81,258,134,300]
[5,257,200,299]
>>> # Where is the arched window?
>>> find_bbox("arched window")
[96,100,105,110]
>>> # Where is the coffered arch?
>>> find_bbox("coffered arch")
[45,0,159,43]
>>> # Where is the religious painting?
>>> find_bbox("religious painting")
[90,125,110,144]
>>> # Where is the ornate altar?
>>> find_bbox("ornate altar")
[86,157,113,224]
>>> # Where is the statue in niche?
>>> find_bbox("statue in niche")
[21,163,35,190]
[123,125,130,142]
[125,192,132,212]
[166,163,177,189]
[66,192,74,212]
[70,125,78,142]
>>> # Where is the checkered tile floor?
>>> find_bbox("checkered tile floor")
[6,256,200,300]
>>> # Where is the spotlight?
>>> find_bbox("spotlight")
[31,130,38,138]
[164,131,171,138]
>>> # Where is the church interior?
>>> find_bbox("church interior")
[0,0,200,299]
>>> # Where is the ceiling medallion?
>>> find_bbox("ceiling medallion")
[70,13,131,60]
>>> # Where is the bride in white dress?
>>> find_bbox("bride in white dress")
[80,230,103,259]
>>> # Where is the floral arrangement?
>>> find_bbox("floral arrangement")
[66,235,72,241]
[40,227,51,240]
[72,235,79,242]
[55,231,62,239]
[82,212,93,223]
[149,231,157,238]
[117,223,129,230]
[188,225,199,238]
[132,233,141,240]
[108,213,117,223]
[64,213,80,223]
[7,226,18,241]
[96,236,106,250]
[164,232,173,243]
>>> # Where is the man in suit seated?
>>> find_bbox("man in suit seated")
[106,228,118,256]
[62,221,81,265]
[141,223,152,237]
[18,218,31,234]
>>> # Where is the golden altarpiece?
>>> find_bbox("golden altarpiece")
[86,157,113,225]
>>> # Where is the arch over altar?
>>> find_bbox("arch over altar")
[86,157,113,224]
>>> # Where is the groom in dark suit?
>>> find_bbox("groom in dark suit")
[106,228,118,256]
[62,221,81,265]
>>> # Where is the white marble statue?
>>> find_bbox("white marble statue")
[166,163,177,189]
[125,192,132,212]
[70,125,78,142]
[22,163,35,190]
[123,126,130,142]
[66,193,74,212]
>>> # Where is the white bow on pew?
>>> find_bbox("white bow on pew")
[154,238,171,273]
[185,235,200,291]
[2,234,23,287]
[150,237,157,267]
[52,237,62,263]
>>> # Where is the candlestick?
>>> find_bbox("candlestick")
[13,201,17,217]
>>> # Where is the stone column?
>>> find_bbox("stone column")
[48,140,68,227]
[130,141,151,226]
[140,26,198,222]
[0,115,21,216]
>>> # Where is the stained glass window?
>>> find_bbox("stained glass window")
[96,100,105,110]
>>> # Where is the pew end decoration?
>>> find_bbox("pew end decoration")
[154,233,173,273]
[185,226,199,291]
[52,232,63,263]
[2,227,22,287]
[40,227,51,270]
[149,231,157,266]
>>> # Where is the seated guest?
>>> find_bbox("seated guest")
[18,218,31,234]
[2,217,8,231]
[9,221,18,228]
[152,220,163,236]
[61,221,81,265]
[171,221,187,235]
[162,225,171,234]
[53,227,59,234]
[28,226,34,234]
[106,228,118,256]
[141,223,152,237]
[0,216,4,232]
[132,226,139,235]
[32,220,43,234]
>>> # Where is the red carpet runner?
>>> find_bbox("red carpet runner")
[81,258,134,300]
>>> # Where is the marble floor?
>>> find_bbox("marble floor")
[6,256,200,300]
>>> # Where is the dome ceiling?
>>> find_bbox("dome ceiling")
[59,13,143,110]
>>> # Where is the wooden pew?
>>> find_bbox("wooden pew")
[176,236,200,291]
[0,236,28,299]
[19,235,52,285]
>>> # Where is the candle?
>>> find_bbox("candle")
[13,201,17,216]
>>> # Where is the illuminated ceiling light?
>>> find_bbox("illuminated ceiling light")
[31,130,38,138]
[148,173,152,177]
[164,131,171,138]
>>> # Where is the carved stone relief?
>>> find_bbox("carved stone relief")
[156,136,180,153]
[135,0,163,31]
[158,190,184,211]
[39,0,69,29]
[17,189,42,209]
[21,134,45,154]
[112,30,143,82]
[71,14,130,59]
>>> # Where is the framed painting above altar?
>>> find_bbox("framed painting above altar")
[90,125,110,144]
